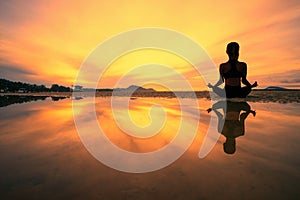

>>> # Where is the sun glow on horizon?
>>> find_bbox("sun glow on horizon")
[96,49,207,91]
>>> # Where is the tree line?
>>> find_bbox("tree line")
[0,78,71,92]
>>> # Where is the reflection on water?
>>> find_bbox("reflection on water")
[93,97,201,153]
[0,95,48,107]
[0,95,68,107]
[0,96,300,199]
[207,100,256,154]
[72,96,203,173]
[51,96,68,101]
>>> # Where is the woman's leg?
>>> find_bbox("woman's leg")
[212,86,226,98]
[225,86,240,98]
[240,81,257,98]
[240,86,251,98]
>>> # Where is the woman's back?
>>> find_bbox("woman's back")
[221,61,246,87]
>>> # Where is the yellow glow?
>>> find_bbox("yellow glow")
[98,49,205,90]
[94,97,204,152]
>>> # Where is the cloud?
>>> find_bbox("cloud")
[251,69,300,87]
[278,70,300,83]
[0,64,36,82]
[0,0,44,27]
[281,79,300,83]
[0,64,36,76]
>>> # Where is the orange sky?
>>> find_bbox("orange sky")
[0,0,299,90]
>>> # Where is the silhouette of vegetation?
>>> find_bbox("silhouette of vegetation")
[0,78,71,93]
[50,84,71,92]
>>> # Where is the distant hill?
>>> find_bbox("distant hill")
[264,86,287,91]
[113,85,156,92]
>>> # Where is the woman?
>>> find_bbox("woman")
[208,42,257,98]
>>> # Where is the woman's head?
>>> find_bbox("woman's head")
[226,42,239,60]
[223,138,236,154]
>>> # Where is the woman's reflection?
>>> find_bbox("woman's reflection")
[207,100,256,154]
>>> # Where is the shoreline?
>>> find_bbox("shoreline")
[1,90,300,103]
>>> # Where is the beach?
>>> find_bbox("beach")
[1,90,300,103]
[0,94,299,199]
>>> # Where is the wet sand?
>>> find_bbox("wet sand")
[2,90,300,103]
[0,97,299,199]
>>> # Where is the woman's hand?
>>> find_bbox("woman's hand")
[252,81,258,88]
[250,110,256,117]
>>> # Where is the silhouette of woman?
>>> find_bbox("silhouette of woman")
[208,42,258,98]
[207,100,256,154]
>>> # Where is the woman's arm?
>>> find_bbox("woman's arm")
[242,77,252,87]
[241,63,252,87]
[212,65,224,87]
[214,74,224,87]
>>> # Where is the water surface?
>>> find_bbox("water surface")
[0,96,299,199]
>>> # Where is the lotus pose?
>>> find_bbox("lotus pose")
[208,42,258,98]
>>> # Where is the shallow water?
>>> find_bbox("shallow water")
[0,96,299,199]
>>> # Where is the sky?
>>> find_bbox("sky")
[0,0,299,90]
